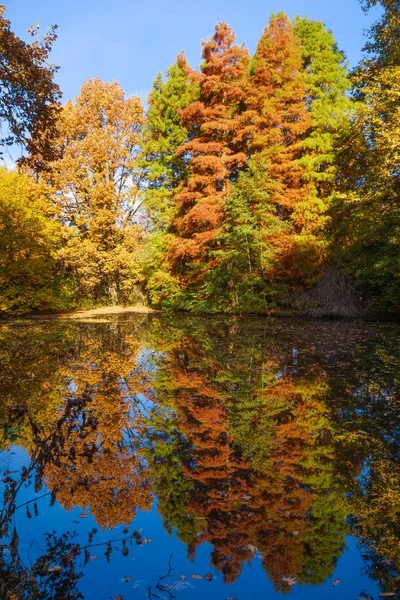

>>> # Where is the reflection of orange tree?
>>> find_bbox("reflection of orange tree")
[147,321,347,589]
[43,337,153,529]
[248,375,347,591]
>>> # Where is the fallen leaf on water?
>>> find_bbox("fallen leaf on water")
[247,544,263,555]
[142,537,153,544]
[191,574,202,580]
[79,513,87,519]
[48,566,62,573]
[205,573,213,581]
[332,578,340,586]
[282,576,297,586]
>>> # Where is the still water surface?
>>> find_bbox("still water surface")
[0,314,399,599]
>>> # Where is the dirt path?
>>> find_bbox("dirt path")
[62,305,156,320]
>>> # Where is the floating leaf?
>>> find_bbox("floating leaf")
[47,566,62,574]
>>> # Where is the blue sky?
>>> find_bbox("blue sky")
[5,0,381,105]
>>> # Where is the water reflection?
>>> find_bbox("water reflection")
[0,315,399,598]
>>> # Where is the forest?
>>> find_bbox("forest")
[0,0,399,317]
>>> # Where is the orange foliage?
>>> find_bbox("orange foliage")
[168,23,249,279]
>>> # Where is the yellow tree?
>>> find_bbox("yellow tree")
[0,167,68,314]
[43,78,145,303]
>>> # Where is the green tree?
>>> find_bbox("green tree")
[140,59,199,306]
[293,17,352,283]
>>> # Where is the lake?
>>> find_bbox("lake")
[0,314,399,600]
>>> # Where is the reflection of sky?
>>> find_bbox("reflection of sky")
[0,446,382,600]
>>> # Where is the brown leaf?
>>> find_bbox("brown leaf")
[48,566,62,574]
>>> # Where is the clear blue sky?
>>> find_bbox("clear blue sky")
[5,0,381,104]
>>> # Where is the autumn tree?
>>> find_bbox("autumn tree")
[163,23,250,308]
[207,14,310,311]
[0,167,70,315]
[293,17,352,282]
[333,0,400,310]
[41,78,145,303]
[0,6,61,167]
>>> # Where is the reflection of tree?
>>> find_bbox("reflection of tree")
[147,318,348,589]
[0,530,84,600]
[2,315,400,597]
[328,327,400,594]
[43,339,152,529]
[0,319,153,531]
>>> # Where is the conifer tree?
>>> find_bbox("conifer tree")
[209,14,310,312]
[141,59,200,231]
[140,59,200,306]
[166,23,250,305]
[243,14,310,287]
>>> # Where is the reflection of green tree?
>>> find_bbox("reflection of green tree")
[144,401,198,545]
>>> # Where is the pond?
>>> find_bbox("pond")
[0,314,400,600]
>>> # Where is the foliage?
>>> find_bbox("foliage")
[41,78,146,304]
[0,5,61,168]
[333,0,400,311]
[0,167,71,315]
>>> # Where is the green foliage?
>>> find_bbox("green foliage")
[141,60,200,230]
[140,60,200,307]
[292,17,352,283]
[208,156,290,312]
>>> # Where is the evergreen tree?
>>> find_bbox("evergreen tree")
[141,59,200,231]
[140,59,200,306]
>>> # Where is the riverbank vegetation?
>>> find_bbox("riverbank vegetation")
[0,0,399,316]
